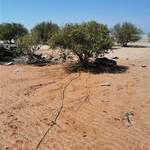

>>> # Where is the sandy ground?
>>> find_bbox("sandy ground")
[0,42,150,150]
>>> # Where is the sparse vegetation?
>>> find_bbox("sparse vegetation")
[111,22,143,47]
[0,21,146,65]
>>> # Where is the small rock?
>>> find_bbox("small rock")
[15,69,20,72]
[83,131,87,137]
[103,110,107,113]
[112,56,119,59]
[100,82,111,86]
[5,62,13,66]
[14,68,23,73]
[141,65,147,67]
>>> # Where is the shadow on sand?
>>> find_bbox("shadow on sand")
[125,45,149,48]
[65,62,129,74]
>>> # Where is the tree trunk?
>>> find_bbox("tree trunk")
[123,43,127,47]
[76,53,89,69]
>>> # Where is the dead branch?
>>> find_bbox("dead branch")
[36,72,81,150]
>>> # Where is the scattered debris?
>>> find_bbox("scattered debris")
[4,62,13,66]
[123,112,134,124]
[141,65,147,68]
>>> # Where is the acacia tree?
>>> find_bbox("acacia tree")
[48,21,113,67]
[111,22,143,47]
[0,23,28,43]
[31,21,60,44]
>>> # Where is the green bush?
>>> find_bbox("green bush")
[48,21,113,67]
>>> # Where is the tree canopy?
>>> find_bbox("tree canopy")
[49,21,113,66]
[48,21,113,67]
[31,21,60,44]
[0,23,28,43]
[111,22,143,47]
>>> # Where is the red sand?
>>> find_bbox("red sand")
[0,42,150,150]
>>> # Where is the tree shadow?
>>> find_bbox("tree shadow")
[27,61,49,67]
[111,47,119,50]
[65,62,129,74]
[126,45,149,48]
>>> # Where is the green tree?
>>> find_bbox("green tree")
[31,21,59,44]
[0,23,28,43]
[148,33,150,42]
[111,22,143,47]
[48,21,113,67]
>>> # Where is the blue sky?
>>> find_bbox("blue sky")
[0,0,150,33]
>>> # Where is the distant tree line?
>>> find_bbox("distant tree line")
[0,21,147,66]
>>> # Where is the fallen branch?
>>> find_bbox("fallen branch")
[36,72,81,150]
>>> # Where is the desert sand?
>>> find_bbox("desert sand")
[0,42,150,150]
